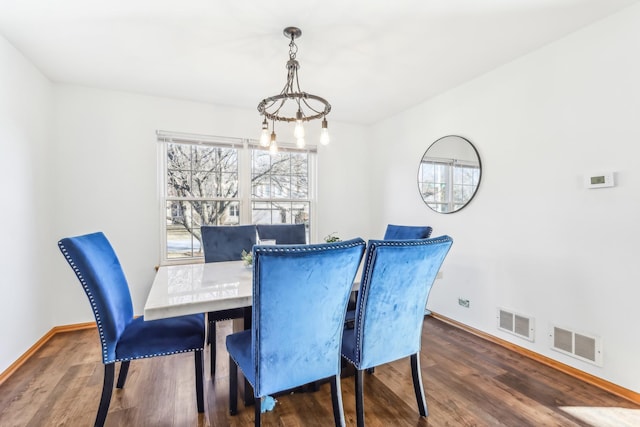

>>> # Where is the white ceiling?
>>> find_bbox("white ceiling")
[1,0,638,125]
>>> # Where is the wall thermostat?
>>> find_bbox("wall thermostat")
[585,172,615,189]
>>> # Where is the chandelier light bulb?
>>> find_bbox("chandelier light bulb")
[294,110,305,139]
[296,137,306,148]
[269,131,278,155]
[260,119,270,146]
[320,117,330,145]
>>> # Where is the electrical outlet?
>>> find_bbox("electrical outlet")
[458,298,470,308]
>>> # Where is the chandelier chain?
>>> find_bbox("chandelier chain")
[288,36,298,60]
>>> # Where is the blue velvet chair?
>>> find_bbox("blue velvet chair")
[58,232,205,427]
[201,224,257,376]
[226,238,366,427]
[255,223,307,244]
[342,236,453,427]
[383,224,433,240]
[346,224,433,321]
[201,224,257,262]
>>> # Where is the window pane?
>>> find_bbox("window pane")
[291,174,308,198]
[452,185,464,203]
[251,201,273,224]
[419,163,433,183]
[434,183,447,203]
[251,201,309,225]
[168,143,238,198]
[252,150,308,199]
[165,200,240,258]
[462,185,474,201]
[167,224,201,259]
[453,165,463,184]
[291,152,308,175]
[270,175,292,198]
[422,182,436,202]
[290,202,310,225]
[167,144,193,197]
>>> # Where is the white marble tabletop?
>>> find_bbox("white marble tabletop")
[144,260,252,321]
[144,259,363,321]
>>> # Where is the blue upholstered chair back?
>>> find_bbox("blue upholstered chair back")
[256,223,306,244]
[383,224,433,240]
[201,225,257,262]
[252,238,365,396]
[58,232,134,364]
[351,236,452,369]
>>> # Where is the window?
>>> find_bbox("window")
[158,131,315,262]
[251,150,310,230]
[418,159,480,213]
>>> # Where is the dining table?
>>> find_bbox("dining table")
[144,259,362,321]
[144,259,362,405]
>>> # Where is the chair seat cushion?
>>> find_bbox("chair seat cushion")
[226,330,256,388]
[116,314,205,362]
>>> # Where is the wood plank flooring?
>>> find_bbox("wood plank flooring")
[1,316,639,426]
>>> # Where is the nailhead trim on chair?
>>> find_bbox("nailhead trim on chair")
[58,242,112,363]
[254,238,365,255]
[113,348,204,362]
[344,236,453,367]
[58,241,203,364]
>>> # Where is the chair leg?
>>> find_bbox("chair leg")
[95,363,115,427]
[195,350,204,413]
[210,320,216,377]
[330,375,346,427]
[116,361,130,388]
[254,396,262,427]
[410,353,428,417]
[355,369,365,427]
[229,356,238,415]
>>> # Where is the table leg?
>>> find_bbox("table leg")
[232,307,254,406]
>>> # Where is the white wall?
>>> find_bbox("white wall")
[370,4,640,392]
[50,85,371,326]
[0,36,53,372]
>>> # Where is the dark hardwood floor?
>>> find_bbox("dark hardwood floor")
[1,316,638,426]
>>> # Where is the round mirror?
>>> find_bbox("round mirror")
[417,135,481,213]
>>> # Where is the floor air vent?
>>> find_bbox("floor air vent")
[497,308,534,341]
[550,326,603,366]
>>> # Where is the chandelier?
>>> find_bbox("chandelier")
[258,27,331,153]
